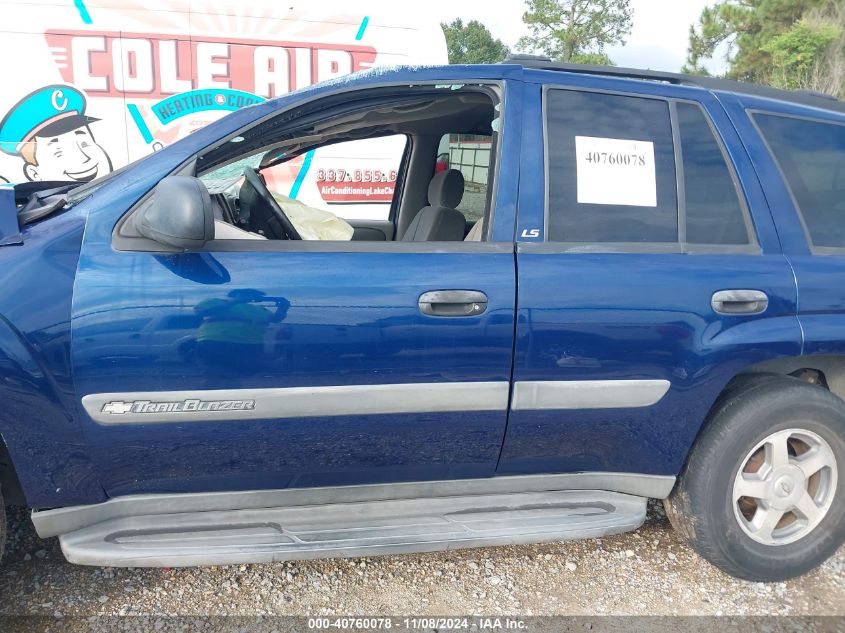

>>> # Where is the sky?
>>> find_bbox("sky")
[289,0,729,74]
[433,0,728,74]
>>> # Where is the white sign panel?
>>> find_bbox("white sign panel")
[575,136,657,207]
[0,1,448,222]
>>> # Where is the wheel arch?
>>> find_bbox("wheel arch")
[674,353,845,490]
[735,354,845,399]
[664,370,845,581]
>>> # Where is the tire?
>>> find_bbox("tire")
[665,375,845,581]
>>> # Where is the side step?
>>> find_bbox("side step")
[58,490,646,567]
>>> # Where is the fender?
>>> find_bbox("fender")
[0,209,105,508]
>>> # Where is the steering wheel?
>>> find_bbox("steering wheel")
[241,167,302,240]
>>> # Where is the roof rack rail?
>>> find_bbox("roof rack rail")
[502,54,845,113]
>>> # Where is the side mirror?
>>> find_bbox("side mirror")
[137,176,214,250]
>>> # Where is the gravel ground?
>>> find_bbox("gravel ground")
[0,500,843,622]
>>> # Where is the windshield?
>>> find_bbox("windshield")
[200,153,262,192]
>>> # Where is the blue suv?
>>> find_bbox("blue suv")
[1,57,843,582]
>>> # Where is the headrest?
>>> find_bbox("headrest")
[427,169,464,208]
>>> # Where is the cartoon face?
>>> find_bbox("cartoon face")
[0,84,115,184]
[24,125,112,183]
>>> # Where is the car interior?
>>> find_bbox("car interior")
[193,85,500,243]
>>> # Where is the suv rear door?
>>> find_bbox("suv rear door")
[498,74,802,480]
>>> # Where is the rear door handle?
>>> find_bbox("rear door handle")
[419,290,488,317]
[711,289,769,315]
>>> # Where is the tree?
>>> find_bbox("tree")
[763,18,839,89]
[684,0,844,98]
[684,0,825,80]
[441,18,510,64]
[516,0,633,63]
[569,52,615,64]
[805,2,845,97]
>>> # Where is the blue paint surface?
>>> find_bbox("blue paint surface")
[0,189,22,244]
[0,63,840,508]
[0,208,103,506]
[71,247,517,495]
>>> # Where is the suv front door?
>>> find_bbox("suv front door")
[69,81,521,497]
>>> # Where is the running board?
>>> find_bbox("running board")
[57,490,646,567]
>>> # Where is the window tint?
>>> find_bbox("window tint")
[545,89,678,243]
[677,103,750,245]
[754,113,845,249]
[438,133,492,223]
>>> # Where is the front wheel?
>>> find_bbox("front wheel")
[665,375,845,581]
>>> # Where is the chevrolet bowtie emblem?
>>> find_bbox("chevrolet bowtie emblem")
[101,401,134,415]
[99,398,256,415]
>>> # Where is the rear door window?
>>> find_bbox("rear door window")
[543,89,753,250]
[753,113,845,250]
[544,89,678,244]
[677,102,751,245]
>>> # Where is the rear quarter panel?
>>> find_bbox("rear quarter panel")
[721,94,845,360]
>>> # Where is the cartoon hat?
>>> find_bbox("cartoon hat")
[0,85,98,155]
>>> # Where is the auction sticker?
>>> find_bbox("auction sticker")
[575,136,656,207]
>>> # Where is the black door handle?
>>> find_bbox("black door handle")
[712,289,769,315]
[419,290,488,317]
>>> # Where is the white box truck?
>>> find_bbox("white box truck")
[0,0,448,219]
